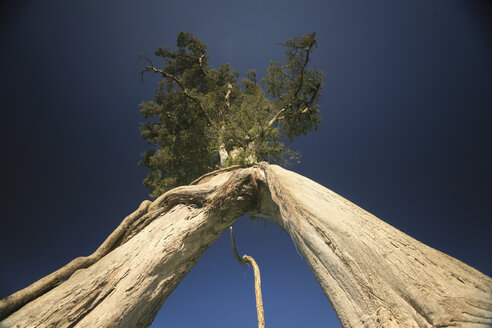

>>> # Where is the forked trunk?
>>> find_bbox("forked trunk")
[1,164,491,327]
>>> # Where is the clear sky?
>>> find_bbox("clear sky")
[0,1,491,327]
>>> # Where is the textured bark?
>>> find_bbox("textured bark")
[0,167,255,327]
[257,164,492,327]
[0,200,152,320]
[1,164,491,327]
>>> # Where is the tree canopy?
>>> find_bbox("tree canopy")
[139,32,324,198]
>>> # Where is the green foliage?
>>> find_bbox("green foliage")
[139,32,324,198]
[262,33,324,139]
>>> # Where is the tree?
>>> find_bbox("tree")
[1,165,491,327]
[138,32,323,198]
[1,33,491,328]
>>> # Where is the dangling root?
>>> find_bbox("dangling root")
[230,226,265,328]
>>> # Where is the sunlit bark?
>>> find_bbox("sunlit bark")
[1,164,491,327]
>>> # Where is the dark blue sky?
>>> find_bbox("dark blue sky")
[1,1,491,327]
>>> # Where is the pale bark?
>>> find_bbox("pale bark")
[1,164,491,328]
[0,200,152,320]
[243,255,264,328]
[257,164,492,327]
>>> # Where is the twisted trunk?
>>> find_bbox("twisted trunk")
[1,164,491,327]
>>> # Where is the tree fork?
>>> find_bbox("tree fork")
[1,164,491,327]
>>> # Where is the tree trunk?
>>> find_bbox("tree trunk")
[1,164,491,327]
[257,164,492,327]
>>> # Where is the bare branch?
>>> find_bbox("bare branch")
[198,54,214,80]
[138,53,154,85]
[268,107,286,127]
[224,82,232,115]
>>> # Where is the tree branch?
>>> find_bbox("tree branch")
[225,82,232,111]
[222,82,232,123]
[266,41,314,129]
[140,54,215,127]
[198,53,216,82]
[291,45,312,100]
[268,106,287,127]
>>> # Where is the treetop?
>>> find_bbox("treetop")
[139,32,324,198]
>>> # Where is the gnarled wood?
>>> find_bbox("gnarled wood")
[0,199,152,321]
[1,164,491,327]
[1,167,256,327]
[258,164,492,327]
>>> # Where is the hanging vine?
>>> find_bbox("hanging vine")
[229,226,265,328]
